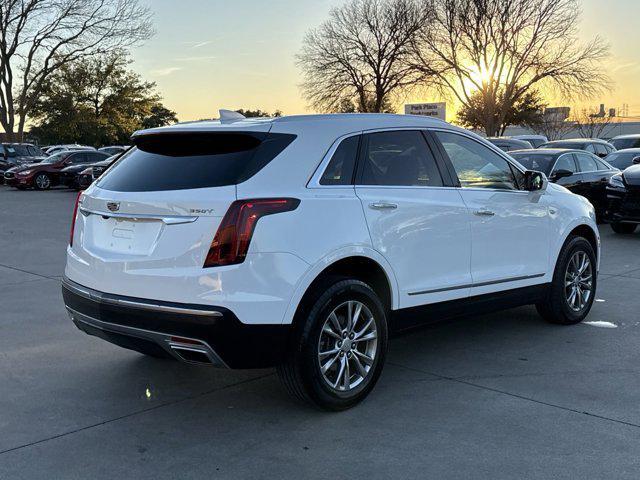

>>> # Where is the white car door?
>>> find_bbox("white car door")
[354,130,472,308]
[431,130,550,295]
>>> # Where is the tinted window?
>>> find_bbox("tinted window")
[605,152,637,170]
[576,153,598,172]
[320,136,359,185]
[359,131,442,187]
[612,137,640,150]
[435,131,518,190]
[594,158,611,171]
[509,153,556,175]
[87,152,109,162]
[552,154,578,174]
[593,143,608,157]
[584,144,596,154]
[98,132,296,192]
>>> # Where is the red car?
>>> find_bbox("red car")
[4,150,105,190]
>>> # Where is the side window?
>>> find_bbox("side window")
[552,154,578,174]
[320,135,359,185]
[584,144,596,154]
[576,153,598,172]
[593,143,608,157]
[359,130,443,187]
[594,158,610,171]
[434,131,518,190]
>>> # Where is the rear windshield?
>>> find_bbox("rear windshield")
[611,138,640,150]
[97,132,296,192]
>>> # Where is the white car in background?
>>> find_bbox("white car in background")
[62,112,599,410]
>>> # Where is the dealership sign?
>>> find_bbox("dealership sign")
[404,102,446,120]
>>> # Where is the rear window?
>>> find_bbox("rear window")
[612,137,640,150]
[97,132,296,192]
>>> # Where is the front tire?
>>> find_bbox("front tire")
[611,222,637,234]
[277,278,388,411]
[536,236,597,325]
[33,173,51,190]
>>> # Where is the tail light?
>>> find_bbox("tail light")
[204,198,300,268]
[69,191,83,246]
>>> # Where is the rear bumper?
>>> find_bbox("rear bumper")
[62,277,291,369]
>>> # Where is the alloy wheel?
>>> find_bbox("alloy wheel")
[317,300,378,392]
[35,174,50,189]
[565,250,593,311]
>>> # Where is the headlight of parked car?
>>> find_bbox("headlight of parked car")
[608,173,625,189]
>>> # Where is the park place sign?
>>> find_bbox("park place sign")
[404,102,446,121]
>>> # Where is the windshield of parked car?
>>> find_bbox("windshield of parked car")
[605,151,640,170]
[509,153,556,174]
[611,138,640,150]
[41,152,66,164]
[3,144,30,157]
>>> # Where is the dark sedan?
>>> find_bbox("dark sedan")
[510,148,619,218]
[0,143,46,172]
[540,139,616,158]
[59,151,111,188]
[604,165,640,234]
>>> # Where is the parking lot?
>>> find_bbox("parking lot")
[1,185,640,479]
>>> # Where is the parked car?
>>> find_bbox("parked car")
[98,146,129,156]
[604,164,640,234]
[0,143,46,172]
[45,144,95,156]
[62,113,599,410]
[603,148,640,171]
[610,134,640,151]
[5,150,106,190]
[509,149,619,219]
[540,138,616,158]
[59,151,111,189]
[75,155,119,189]
[509,134,548,148]
[486,137,533,151]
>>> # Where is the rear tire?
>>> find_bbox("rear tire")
[277,278,388,411]
[611,222,637,234]
[536,236,597,325]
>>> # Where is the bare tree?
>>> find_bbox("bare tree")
[572,108,619,139]
[0,0,153,141]
[297,0,431,113]
[527,112,573,141]
[410,0,611,136]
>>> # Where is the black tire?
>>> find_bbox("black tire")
[611,222,637,234]
[33,172,51,190]
[536,235,597,325]
[277,278,388,411]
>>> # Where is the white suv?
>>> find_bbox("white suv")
[62,113,599,410]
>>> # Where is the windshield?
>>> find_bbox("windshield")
[509,153,556,174]
[605,152,639,170]
[612,138,640,150]
[41,152,66,164]
[3,144,30,157]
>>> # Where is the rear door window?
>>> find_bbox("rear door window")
[593,144,608,157]
[552,154,578,174]
[358,130,443,187]
[98,132,296,192]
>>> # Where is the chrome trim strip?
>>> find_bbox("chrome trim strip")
[62,278,223,317]
[79,207,198,225]
[408,273,546,296]
[67,307,228,368]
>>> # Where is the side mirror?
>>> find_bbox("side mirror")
[523,170,547,191]
[550,169,573,181]
[633,156,640,165]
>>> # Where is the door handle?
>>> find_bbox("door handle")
[369,202,398,210]
[474,208,495,217]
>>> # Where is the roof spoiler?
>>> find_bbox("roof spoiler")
[219,109,246,124]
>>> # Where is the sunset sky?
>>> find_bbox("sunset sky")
[131,0,640,122]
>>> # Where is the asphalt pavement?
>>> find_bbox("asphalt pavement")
[1,186,640,479]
